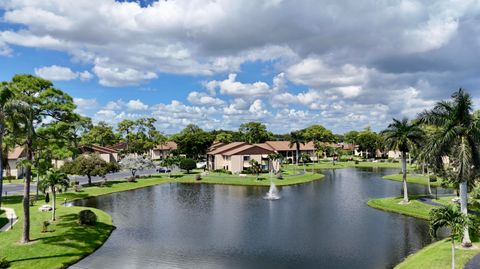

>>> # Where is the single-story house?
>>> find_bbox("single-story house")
[150,141,177,160]
[207,142,277,173]
[78,144,119,163]
[3,146,26,179]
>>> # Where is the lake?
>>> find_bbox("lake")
[71,167,449,269]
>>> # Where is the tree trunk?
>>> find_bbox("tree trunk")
[52,187,56,221]
[296,145,299,165]
[451,237,455,269]
[460,180,472,247]
[427,176,432,195]
[401,152,409,203]
[22,143,33,243]
[87,174,92,185]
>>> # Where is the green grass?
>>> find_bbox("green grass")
[287,160,415,170]
[395,238,480,269]
[0,209,7,228]
[0,195,113,269]
[367,196,436,220]
[382,173,448,187]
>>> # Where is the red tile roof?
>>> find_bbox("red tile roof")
[154,141,178,151]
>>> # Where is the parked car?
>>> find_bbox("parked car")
[156,167,171,173]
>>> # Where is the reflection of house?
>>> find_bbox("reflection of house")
[150,141,177,160]
[207,142,276,173]
[3,146,26,179]
[78,145,119,163]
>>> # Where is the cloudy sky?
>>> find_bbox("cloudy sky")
[1,0,479,134]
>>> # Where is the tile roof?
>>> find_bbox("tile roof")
[7,146,25,160]
[154,141,178,151]
[265,141,315,151]
[79,144,118,154]
[207,142,247,155]
[222,144,274,156]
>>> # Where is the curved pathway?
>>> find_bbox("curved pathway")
[0,207,18,232]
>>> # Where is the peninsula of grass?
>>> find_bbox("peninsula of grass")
[382,173,447,187]
[395,238,480,269]
[367,196,436,220]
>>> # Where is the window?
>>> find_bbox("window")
[243,156,250,161]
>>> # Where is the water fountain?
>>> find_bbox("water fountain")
[264,182,281,200]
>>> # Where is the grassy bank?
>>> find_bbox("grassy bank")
[367,196,436,220]
[0,195,113,269]
[383,173,447,187]
[395,239,480,269]
[287,160,415,170]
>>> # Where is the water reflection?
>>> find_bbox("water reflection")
[71,167,450,269]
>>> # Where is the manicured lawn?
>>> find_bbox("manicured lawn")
[383,173,447,187]
[395,239,480,269]
[288,160,415,170]
[0,195,113,269]
[367,196,436,220]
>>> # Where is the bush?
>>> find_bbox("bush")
[0,257,10,268]
[78,210,97,225]
[429,175,437,182]
[354,160,359,164]
[41,221,50,233]
[127,177,136,182]
[195,174,202,181]
[3,176,15,182]
[179,158,196,173]
[276,172,283,180]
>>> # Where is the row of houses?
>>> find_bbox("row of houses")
[3,142,179,179]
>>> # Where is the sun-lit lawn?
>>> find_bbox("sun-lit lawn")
[395,239,480,269]
[382,173,448,187]
[286,160,415,170]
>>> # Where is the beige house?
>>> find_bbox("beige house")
[207,142,277,173]
[262,141,317,162]
[78,145,119,163]
[3,146,26,179]
[150,141,177,160]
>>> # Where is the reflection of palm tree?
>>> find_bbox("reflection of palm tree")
[430,205,467,269]
[381,118,424,204]
[419,89,480,247]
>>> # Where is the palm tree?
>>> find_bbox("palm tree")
[0,85,14,209]
[268,152,283,173]
[39,169,69,221]
[289,130,306,165]
[249,159,262,180]
[418,89,480,247]
[430,205,468,269]
[381,118,424,204]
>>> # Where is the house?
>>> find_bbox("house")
[78,144,119,163]
[262,141,317,162]
[150,141,177,160]
[3,146,26,179]
[207,142,277,173]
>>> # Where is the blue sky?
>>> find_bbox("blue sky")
[1,0,479,134]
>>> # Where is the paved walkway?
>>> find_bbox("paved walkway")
[0,207,18,232]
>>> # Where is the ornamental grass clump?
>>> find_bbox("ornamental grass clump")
[78,210,97,225]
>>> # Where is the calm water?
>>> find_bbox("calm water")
[71,168,449,269]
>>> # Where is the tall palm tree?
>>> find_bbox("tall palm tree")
[381,118,424,203]
[289,130,306,165]
[430,205,468,269]
[0,85,14,209]
[39,169,69,221]
[268,152,283,173]
[418,89,480,247]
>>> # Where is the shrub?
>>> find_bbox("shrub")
[195,174,202,181]
[354,160,359,164]
[429,175,437,182]
[276,173,283,180]
[41,221,50,233]
[3,176,15,182]
[127,177,136,182]
[179,158,196,173]
[0,257,10,268]
[78,210,97,225]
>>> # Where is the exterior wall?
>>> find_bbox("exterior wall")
[387,150,402,159]
[3,160,23,179]
[231,155,243,173]
[151,149,171,160]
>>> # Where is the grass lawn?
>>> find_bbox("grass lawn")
[367,196,436,220]
[0,195,113,269]
[0,209,7,228]
[382,173,448,187]
[288,160,415,170]
[395,238,480,269]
